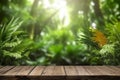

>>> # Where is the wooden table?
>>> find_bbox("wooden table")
[0,66,120,80]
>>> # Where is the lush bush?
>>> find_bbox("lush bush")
[0,18,33,65]
[0,0,120,66]
[79,20,120,65]
[27,27,88,65]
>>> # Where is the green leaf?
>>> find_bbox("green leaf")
[3,50,22,59]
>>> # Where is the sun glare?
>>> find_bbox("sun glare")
[52,0,66,9]
[27,0,34,4]
[28,0,70,28]
[43,0,70,27]
[58,0,70,27]
[43,0,50,8]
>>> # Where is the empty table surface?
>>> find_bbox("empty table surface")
[0,66,119,76]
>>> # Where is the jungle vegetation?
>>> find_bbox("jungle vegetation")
[0,0,120,65]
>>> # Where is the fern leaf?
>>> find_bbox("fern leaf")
[3,40,22,47]
[3,50,22,59]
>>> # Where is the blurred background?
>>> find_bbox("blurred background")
[0,0,120,65]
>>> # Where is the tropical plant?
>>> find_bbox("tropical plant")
[27,27,89,65]
[79,20,120,65]
[101,20,120,65]
[0,17,33,65]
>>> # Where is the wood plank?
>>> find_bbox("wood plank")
[41,66,55,80]
[116,66,120,68]
[95,66,120,76]
[0,66,3,69]
[65,66,78,76]
[16,66,35,76]
[105,66,120,76]
[52,66,65,76]
[0,66,119,79]
[4,66,23,76]
[29,66,45,76]
[0,66,14,75]
[42,66,55,76]
[110,66,120,71]
[41,66,66,80]
[75,66,90,76]
[41,66,65,76]
[65,66,79,79]
[82,66,103,76]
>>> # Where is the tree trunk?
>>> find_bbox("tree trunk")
[93,0,105,28]
[29,0,39,39]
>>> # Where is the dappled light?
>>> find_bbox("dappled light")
[43,0,70,27]
[0,0,120,66]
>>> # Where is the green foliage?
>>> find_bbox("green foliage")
[0,18,33,65]
[101,20,120,65]
[101,0,120,21]
[27,27,88,65]
[76,17,120,65]
[106,20,120,42]
[0,0,120,66]
[28,43,88,65]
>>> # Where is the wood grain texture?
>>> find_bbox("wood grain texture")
[0,66,120,79]
[42,66,55,76]
[0,66,3,69]
[65,66,78,76]
[41,66,66,80]
[82,66,103,76]
[4,66,23,76]
[52,66,65,76]
[29,66,45,76]
[16,66,34,76]
[76,66,90,76]
[0,66,14,75]
[64,66,79,79]
[95,66,120,76]
[117,66,120,68]
[104,66,120,76]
